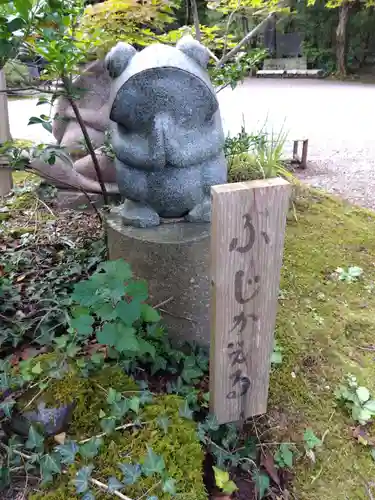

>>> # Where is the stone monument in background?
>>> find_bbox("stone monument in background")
[106,36,227,344]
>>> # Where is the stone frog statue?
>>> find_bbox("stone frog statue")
[106,35,227,227]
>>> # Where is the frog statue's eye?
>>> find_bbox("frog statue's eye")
[105,42,137,79]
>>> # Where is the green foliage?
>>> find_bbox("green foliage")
[3,60,34,87]
[335,374,375,425]
[78,0,178,58]
[274,443,294,469]
[225,124,290,183]
[335,266,363,283]
[271,340,283,365]
[213,466,238,494]
[303,428,322,451]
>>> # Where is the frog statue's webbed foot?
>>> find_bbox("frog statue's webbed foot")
[120,199,160,228]
[185,196,211,223]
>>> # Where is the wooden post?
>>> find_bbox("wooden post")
[0,69,13,196]
[210,178,291,424]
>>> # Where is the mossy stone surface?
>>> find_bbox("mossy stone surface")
[28,365,206,500]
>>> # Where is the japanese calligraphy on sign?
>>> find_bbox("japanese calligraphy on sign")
[210,179,291,424]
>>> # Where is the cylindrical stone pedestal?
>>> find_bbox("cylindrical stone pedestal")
[106,207,210,346]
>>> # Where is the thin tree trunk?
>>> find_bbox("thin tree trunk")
[62,77,109,205]
[190,0,201,41]
[0,69,13,196]
[336,1,350,76]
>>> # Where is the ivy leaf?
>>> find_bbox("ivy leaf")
[0,399,15,418]
[253,471,270,499]
[31,361,43,375]
[118,463,141,485]
[141,304,161,323]
[73,465,94,494]
[82,491,95,500]
[100,417,116,435]
[55,441,79,465]
[156,415,170,435]
[137,338,156,358]
[179,399,193,420]
[111,398,130,419]
[204,414,219,431]
[26,426,44,451]
[107,388,122,405]
[181,356,203,383]
[129,396,140,414]
[80,438,103,460]
[213,466,230,489]
[139,390,153,405]
[162,478,176,495]
[40,453,61,477]
[303,429,322,450]
[108,476,125,492]
[142,446,165,477]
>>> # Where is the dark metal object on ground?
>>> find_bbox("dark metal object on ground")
[292,138,308,169]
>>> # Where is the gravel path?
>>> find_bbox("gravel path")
[8,78,375,209]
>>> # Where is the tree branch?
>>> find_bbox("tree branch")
[190,0,202,41]
[62,77,109,205]
[217,12,276,67]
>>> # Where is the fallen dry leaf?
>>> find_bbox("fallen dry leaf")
[352,426,375,446]
[261,451,280,486]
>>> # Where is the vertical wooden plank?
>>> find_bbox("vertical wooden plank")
[210,178,291,424]
[0,69,13,196]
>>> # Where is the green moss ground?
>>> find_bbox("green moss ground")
[28,365,206,500]
[270,187,375,499]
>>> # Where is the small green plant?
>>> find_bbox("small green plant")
[335,266,363,283]
[303,428,322,463]
[213,466,238,495]
[335,374,375,424]
[274,443,294,469]
[270,340,283,366]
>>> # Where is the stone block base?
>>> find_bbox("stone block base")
[106,207,210,345]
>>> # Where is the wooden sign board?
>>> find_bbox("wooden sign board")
[210,178,291,424]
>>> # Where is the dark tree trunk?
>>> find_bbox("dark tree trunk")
[336,1,350,76]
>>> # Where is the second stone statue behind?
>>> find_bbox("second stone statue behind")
[106,35,227,228]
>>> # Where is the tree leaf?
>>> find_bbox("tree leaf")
[108,476,125,492]
[274,443,294,468]
[162,478,176,495]
[118,463,141,485]
[55,440,79,465]
[204,414,219,431]
[141,304,161,323]
[25,425,44,451]
[73,465,94,494]
[271,350,283,365]
[142,446,165,477]
[356,387,370,404]
[31,361,43,374]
